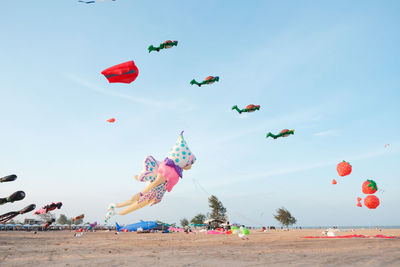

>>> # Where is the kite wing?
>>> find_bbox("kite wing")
[135,156,160,183]
[101,61,139,84]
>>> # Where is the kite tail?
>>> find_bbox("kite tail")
[148,45,156,53]
[0,212,17,223]
[115,222,122,232]
[266,132,275,139]
[190,79,200,86]
[232,105,242,114]
[0,198,6,205]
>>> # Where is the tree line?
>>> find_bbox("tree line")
[179,195,297,228]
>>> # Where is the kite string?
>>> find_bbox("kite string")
[190,178,264,227]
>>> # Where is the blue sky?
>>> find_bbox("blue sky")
[0,0,399,227]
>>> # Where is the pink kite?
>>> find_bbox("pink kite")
[207,230,225,235]
[301,234,398,239]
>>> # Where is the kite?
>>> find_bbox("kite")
[266,129,295,139]
[43,221,55,229]
[207,230,225,235]
[0,174,17,183]
[72,214,85,221]
[0,191,25,205]
[232,105,260,114]
[115,221,158,232]
[356,197,362,207]
[101,61,139,84]
[88,222,97,230]
[148,40,178,53]
[362,180,377,194]
[384,144,390,148]
[78,0,115,3]
[107,118,115,123]
[105,131,196,222]
[0,204,36,223]
[34,202,62,229]
[337,161,352,177]
[332,179,337,185]
[301,234,399,239]
[364,195,380,209]
[360,180,379,209]
[238,226,250,239]
[34,202,63,215]
[190,76,219,87]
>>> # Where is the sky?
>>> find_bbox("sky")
[0,0,399,227]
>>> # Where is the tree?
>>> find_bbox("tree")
[191,213,206,224]
[57,214,69,225]
[273,207,297,228]
[208,195,227,220]
[180,218,189,227]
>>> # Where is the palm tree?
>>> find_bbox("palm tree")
[273,207,296,228]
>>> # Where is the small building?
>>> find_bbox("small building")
[204,218,226,228]
[24,218,41,225]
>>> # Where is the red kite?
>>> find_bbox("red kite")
[101,61,139,84]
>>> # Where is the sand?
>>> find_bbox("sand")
[1,229,400,266]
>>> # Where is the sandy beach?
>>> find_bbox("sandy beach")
[1,229,400,266]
